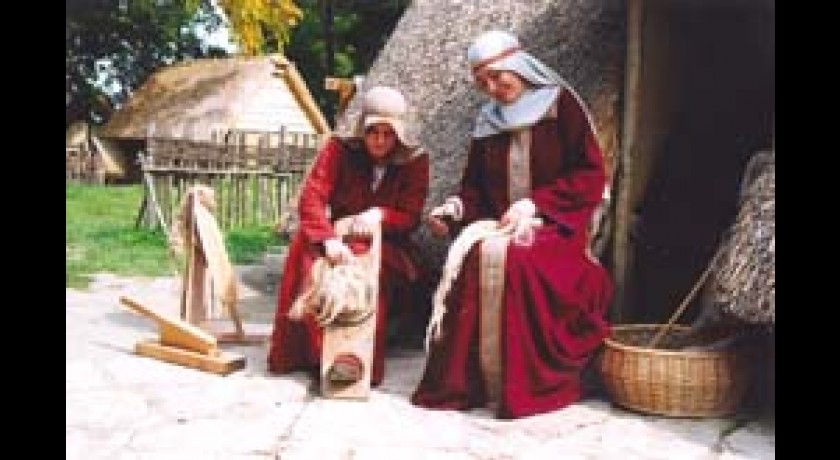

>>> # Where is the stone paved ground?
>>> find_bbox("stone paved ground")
[66,267,774,459]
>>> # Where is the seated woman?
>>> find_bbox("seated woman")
[267,86,431,386]
[411,30,613,419]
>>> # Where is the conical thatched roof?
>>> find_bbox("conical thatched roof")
[99,54,329,140]
[335,0,626,261]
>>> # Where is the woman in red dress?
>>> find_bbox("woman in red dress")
[411,30,613,419]
[267,86,430,386]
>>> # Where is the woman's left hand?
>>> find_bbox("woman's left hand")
[500,198,536,228]
[349,207,383,237]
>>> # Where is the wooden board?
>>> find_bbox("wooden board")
[319,217,381,400]
[321,314,376,399]
[201,319,270,345]
[135,339,246,376]
[120,296,217,355]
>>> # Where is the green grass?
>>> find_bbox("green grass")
[66,184,282,289]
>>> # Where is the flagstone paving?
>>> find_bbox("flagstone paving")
[67,269,774,459]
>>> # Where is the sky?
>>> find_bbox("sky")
[195,0,238,54]
[197,26,237,53]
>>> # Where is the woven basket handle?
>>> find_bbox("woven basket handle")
[647,248,724,349]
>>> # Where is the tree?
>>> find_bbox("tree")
[217,0,303,55]
[66,0,226,127]
[66,0,303,128]
[284,0,410,125]
[65,0,405,129]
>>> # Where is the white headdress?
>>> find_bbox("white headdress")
[466,30,566,138]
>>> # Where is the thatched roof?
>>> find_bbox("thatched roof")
[707,151,775,325]
[99,54,329,140]
[66,120,89,147]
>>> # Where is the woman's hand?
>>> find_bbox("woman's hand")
[500,198,536,228]
[323,238,354,265]
[426,202,457,238]
[349,207,383,238]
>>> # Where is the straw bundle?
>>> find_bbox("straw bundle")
[706,150,775,325]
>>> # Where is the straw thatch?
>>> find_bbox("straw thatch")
[99,54,328,141]
[705,150,775,325]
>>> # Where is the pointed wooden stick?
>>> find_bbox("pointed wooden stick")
[647,248,723,349]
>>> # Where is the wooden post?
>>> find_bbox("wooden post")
[137,149,170,238]
[325,76,357,117]
[612,0,643,323]
[271,56,332,134]
[180,193,205,322]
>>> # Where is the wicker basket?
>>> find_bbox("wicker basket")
[597,324,753,418]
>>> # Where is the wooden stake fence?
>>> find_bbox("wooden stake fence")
[136,127,323,232]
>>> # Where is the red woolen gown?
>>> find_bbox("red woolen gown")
[411,90,613,419]
[267,136,430,386]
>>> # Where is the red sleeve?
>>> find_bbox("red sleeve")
[297,137,343,244]
[531,90,607,236]
[456,139,490,224]
[381,152,430,235]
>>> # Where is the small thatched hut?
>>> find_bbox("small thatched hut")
[97,54,329,182]
[66,120,123,182]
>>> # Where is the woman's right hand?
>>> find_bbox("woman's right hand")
[426,215,450,238]
[426,203,457,238]
[323,238,354,265]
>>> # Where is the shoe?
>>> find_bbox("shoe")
[326,353,364,383]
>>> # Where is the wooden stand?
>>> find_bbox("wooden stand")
[321,313,377,399]
[120,296,246,376]
[320,218,381,400]
[179,189,268,345]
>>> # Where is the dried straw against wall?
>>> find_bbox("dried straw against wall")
[706,150,775,325]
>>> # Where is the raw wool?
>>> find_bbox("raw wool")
[289,256,376,327]
[706,151,775,325]
[168,184,216,256]
[288,217,381,328]
[425,217,542,350]
[168,184,238,319]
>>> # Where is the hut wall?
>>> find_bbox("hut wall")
[231,74,317,134]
